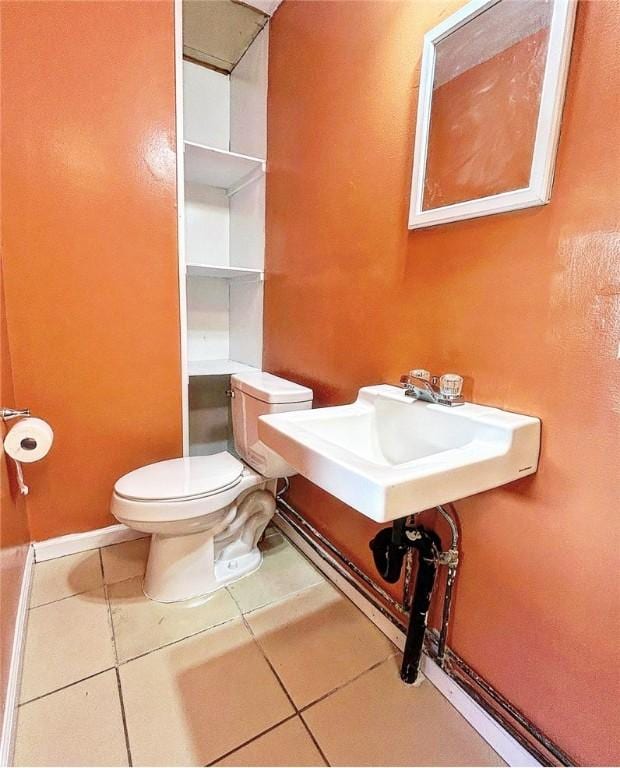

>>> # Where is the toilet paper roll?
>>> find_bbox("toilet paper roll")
[3,417,54,463]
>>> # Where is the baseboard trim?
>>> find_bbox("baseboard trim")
[34,524,146,562]
[274,512,541,768]
[0,544,34,767]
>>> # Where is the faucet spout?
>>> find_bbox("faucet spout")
[399,374,436,401]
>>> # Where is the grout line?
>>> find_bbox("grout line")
[116,613,242,667]
[28,547,106,610]
[234,578,326,620]
[101,551,121,668]
[228,589,300,716]
[29,569,157,611]
[28,557,154,611]
[115,668,133,767]
[205,713,298,766]
[230,532,400,718]
[298,652,401,714]
[298,713,331,767]
[34,533,149,565]
[97,546,105,582]
[229,531,399,747]
[28,583,106,611]
[99,535,148,552]
[33,547,103,565]
[18,667,117,707]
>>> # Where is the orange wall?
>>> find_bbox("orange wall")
[1,1,182,541]
[0,265,31,728]
[265,1,620,764]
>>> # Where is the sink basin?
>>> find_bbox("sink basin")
[258,384,540,522]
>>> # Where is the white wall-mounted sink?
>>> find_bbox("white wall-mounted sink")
[258,384,540,522]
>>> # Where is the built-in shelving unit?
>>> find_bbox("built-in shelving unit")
[177,7,268,456]
[186,263,263,280]
[184,141,265,195]
[188,359,260,377]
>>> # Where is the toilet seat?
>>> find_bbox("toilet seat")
[114,453,244,503]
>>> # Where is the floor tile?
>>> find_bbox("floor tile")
[246,580,396,708]
[29,550,103,607]
[303,656,504,767]
[216,716,326,767]
[20,588,115,702]
[14,670,128,766]
[120,618,295,766]
[108,575,241,663]
[227,532,324,614]
[101,537,150,584]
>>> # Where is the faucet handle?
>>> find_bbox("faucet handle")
[439,373,463,399]
[409,369,431,382]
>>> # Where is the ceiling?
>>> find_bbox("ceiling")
[183,0,270,73]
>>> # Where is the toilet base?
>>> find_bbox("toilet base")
[143,534,263,603]
[142,488,276,603]
[142,537,263,603]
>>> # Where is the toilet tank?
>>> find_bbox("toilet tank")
[231,371,313,478]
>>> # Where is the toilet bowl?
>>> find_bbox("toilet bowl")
[111,372,312,602]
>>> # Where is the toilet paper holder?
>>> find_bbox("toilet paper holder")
[2,408,37,496]
[1,407,31,422]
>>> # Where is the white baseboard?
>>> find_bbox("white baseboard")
[0,544,34,767]
[418,656,540,767]
[274,512,540,768]
[34,523,146,562]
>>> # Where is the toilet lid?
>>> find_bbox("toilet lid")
[114,453,244,502]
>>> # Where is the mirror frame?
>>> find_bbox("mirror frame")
[408,0,577,230]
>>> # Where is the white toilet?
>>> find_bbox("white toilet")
[111,372,312,602]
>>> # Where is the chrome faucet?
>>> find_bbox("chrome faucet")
[399,369,464,407]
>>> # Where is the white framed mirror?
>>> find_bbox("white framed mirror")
[408,0,577,230]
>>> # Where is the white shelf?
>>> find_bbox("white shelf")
[186,263,263,280]
[188,359,260,377]
[184,141,265,195]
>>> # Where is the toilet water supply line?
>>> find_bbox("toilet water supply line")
[275,479,460,674]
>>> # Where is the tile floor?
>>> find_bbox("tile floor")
[14,527,504,767]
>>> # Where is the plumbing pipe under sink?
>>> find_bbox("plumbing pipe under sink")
[371,519,443,684]
[370,504,460,685]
